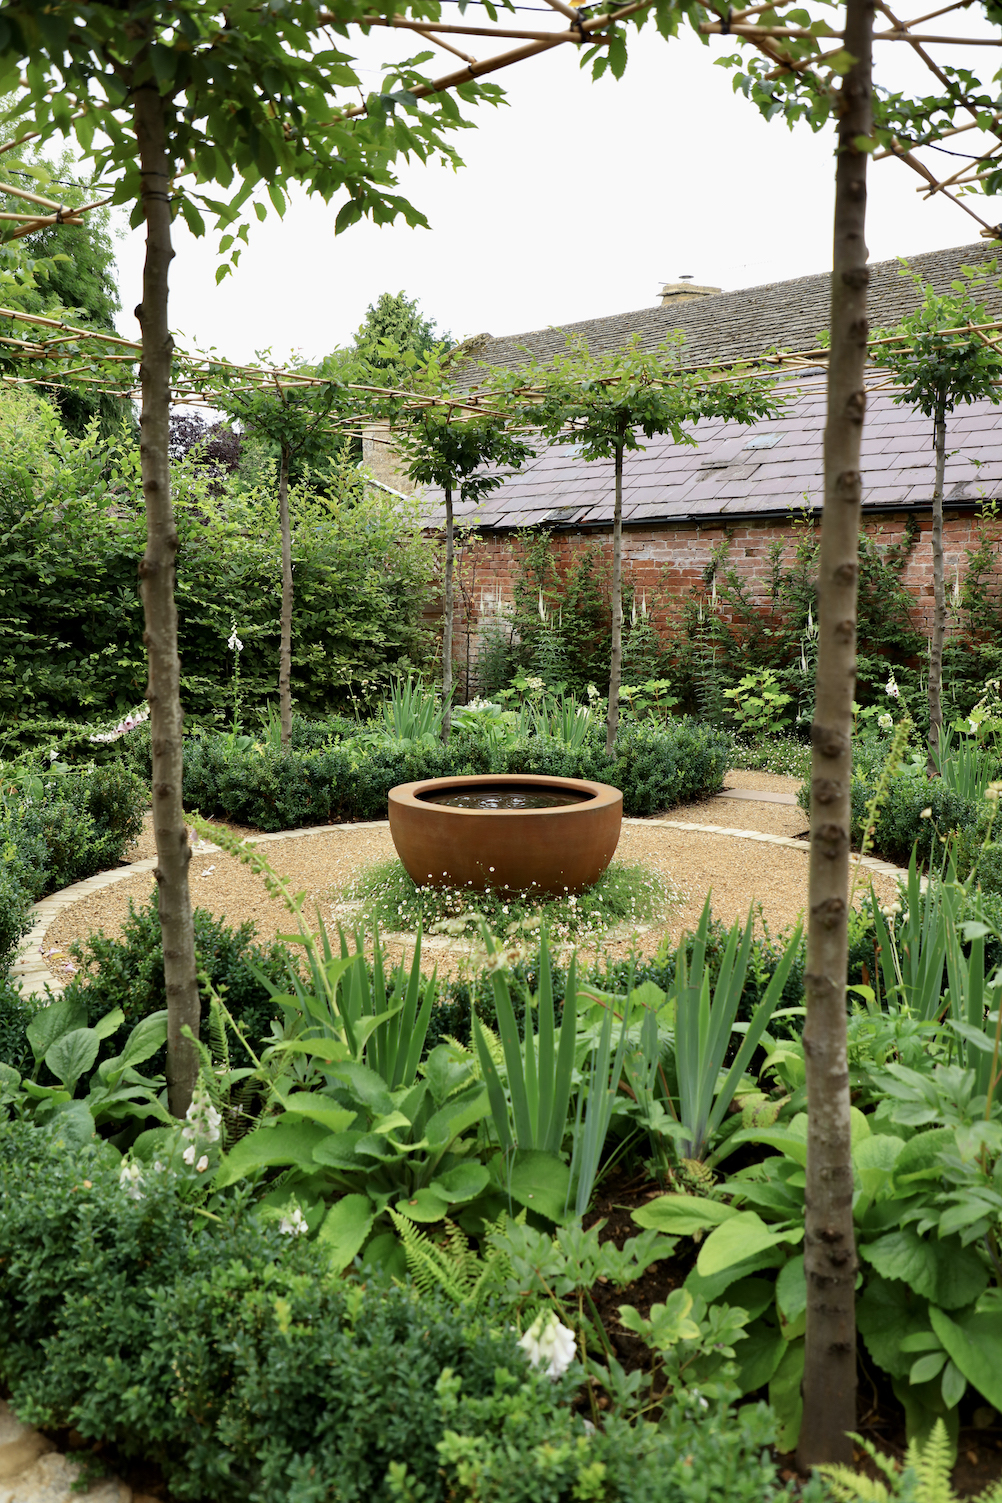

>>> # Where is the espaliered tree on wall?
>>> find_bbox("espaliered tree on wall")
[493,335,782,752]
[382,346,534,736]
[876,264,1002,772]
[0,0,499,1116]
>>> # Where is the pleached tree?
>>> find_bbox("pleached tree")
[493,334,781,752]
[876,266,1002,772]
[0,0,499,1114]
[383,347,534,733]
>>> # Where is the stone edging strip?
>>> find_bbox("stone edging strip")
[14,816,907,1002]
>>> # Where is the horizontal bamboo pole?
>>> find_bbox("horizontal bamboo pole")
[359,15,606,43]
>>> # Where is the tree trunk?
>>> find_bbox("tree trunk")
[442,482,454,740]
[278,441,294,752]
[605,439,624,755]
[927,392,947,776]
[798,0,873,1467]
[133,77,200,1119]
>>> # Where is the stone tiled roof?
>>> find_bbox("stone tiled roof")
[450,241,1002,380]
[423,243,1002,531]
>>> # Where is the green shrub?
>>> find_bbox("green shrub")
[50,891,291,1070]
[183,717,729,832]
[0,972,31,1073]
[850,774,983,867]
[0,1122,811,1503]
[0,763,146,974]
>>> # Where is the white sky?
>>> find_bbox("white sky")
[112,18,1002,365]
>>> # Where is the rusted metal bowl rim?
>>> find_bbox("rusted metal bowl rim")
[388,774,622,817]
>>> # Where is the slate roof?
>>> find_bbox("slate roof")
[430,384,1002,532]
[424,242,1002,531]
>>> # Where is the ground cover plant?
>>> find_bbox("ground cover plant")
[346,857,671,948]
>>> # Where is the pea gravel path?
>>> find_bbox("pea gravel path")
[28,771,901,990]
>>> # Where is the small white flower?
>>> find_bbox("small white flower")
[885,676,900,700]
[518,1311,577,1380]
[877,712,893,731]
[196,1155,209,1173]
[119,1160,144,1201]
[153,1160,165,1173]
[48,748,58,762]
[279,1206,309,1236]
[182,1144,196,1166]
[227,626,244,653]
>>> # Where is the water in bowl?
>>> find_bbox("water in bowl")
[419,785,590,811]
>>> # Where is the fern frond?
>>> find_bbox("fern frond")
[907,1422,954,1503]
[469,1006,504,1080]
[208,996,231,1072]
[388,1211,473,1305]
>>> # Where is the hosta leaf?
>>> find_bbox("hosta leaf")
[697,1212,802,1279]
[393,1188,450,1223]
[215,1118,328,1187]
[632,1194,741,1237]
[430,1162,490,1203]
[317,1194,375,1271]
[45,1028,99,1093]
[27,997,86,1061]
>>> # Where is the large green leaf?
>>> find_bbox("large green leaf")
[27,996,86,1062]
[311,1131,368,1170]
[776,1254,807,1338]
[269,1092,356,1135]
[632,1193,741,1237]
[852,1134,905,1205]
[98,1011,169,1085]
[317,1194,375,1272]
[431,1161,490,1203]
[859,1228,938,1299]
[215,1117,329,1187]
[424,1086,488,1150]
[45,1028,99,1093]
[92,1007,125,1041]
[685,1247,789,1303]
[697,1212,803,1280]
[505,1150,571,1224]
[769,1339,804,1453]
[929,1307,1002,1410]
[856,1276,931,1380]
[734,1318,787,1396]
[393,1188,451,1223]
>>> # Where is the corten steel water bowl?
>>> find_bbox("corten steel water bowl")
[387,774,623,896]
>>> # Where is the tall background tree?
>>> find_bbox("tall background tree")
[495,335,781,753]
[876,263,1002,772]
[0,0,499,1114]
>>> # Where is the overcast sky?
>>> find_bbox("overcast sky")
[112,18,1001,366]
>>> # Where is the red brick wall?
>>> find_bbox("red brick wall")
[430,511,1002,695]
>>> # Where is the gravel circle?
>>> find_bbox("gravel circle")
[40,775,900,985]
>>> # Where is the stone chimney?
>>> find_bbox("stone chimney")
[659,274,723,305]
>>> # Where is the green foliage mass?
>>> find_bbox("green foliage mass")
[0,1120,817,1503]
[0,759,145,971]
[353,289,452,382]
[179,713,729,830]
[0,388,435,726]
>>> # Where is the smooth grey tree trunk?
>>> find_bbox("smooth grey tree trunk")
[442,481,454,740]
[134,76,200,1118]
[927,392,947,776]
[798,0,873,1467]
[278,441,294,752]
[606,439,624,755]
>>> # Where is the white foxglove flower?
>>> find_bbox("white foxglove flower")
[119,1160,144,1201]
[519,1311,577,1380]
[196,1155,209,1173]
[183,1083,223,1145]
[885,676,900,700]
[182,1144,196,1166]
[227,626,244,654]
[279,1206,308,1237]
